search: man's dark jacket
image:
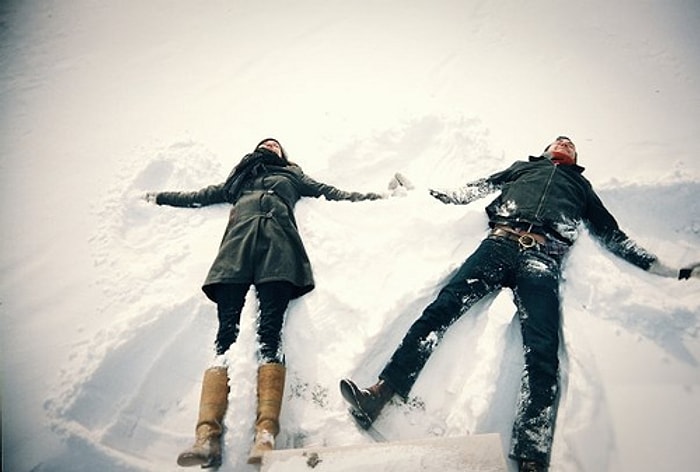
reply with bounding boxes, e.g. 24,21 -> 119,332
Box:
453,156 -> 657,270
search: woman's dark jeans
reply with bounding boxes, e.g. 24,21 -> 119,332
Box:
212,281 -> 293,363
380,237 -> 563,466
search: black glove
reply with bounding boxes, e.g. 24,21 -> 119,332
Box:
679,262 -> 700,280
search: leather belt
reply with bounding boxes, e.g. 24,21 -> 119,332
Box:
490,225 -> 546,249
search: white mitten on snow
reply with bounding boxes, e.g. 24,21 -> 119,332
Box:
387,172 -> 414,197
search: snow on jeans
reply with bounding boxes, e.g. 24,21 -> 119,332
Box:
212,281 -> 294,363
379,237 -> 563,466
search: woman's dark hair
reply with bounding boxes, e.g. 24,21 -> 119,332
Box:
255,138 -> 289,162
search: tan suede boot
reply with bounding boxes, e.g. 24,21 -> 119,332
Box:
177,366 -> 229,468
247,363 -> 286,464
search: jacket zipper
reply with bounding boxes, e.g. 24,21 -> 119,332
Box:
529,162 -> 557,231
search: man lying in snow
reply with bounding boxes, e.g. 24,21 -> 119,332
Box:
340,136 -> 699,472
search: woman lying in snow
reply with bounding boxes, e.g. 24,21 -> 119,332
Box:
147,138 -> 383,467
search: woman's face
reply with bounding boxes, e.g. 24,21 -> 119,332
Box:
258,140 -> 283,158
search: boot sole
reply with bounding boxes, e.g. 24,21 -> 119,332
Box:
177,453 -> 221,469
247,443 -> 272,464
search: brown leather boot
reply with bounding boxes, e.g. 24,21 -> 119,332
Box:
247,363 -> 286,464
339,378 -> 394,429
177,366 -> 229,468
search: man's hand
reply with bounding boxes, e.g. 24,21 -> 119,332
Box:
429,189 -> 452,204
679,262 -> 700,280
649,260 -> 700,280
144,192 -> 158,204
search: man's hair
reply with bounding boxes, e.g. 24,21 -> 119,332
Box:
544,135 -> 577,160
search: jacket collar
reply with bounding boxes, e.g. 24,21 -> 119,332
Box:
529,155 -> 585,173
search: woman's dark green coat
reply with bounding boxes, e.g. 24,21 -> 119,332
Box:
155,163 -> 380,301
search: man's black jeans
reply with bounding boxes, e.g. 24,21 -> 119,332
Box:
380,237 -> 563,466
211,281 -> 294,363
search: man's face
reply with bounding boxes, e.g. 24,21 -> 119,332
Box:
547,138 -> 576,161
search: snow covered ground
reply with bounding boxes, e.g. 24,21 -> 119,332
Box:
2,1 -> 699,471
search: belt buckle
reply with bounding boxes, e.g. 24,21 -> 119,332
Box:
518,233 -> 538,249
